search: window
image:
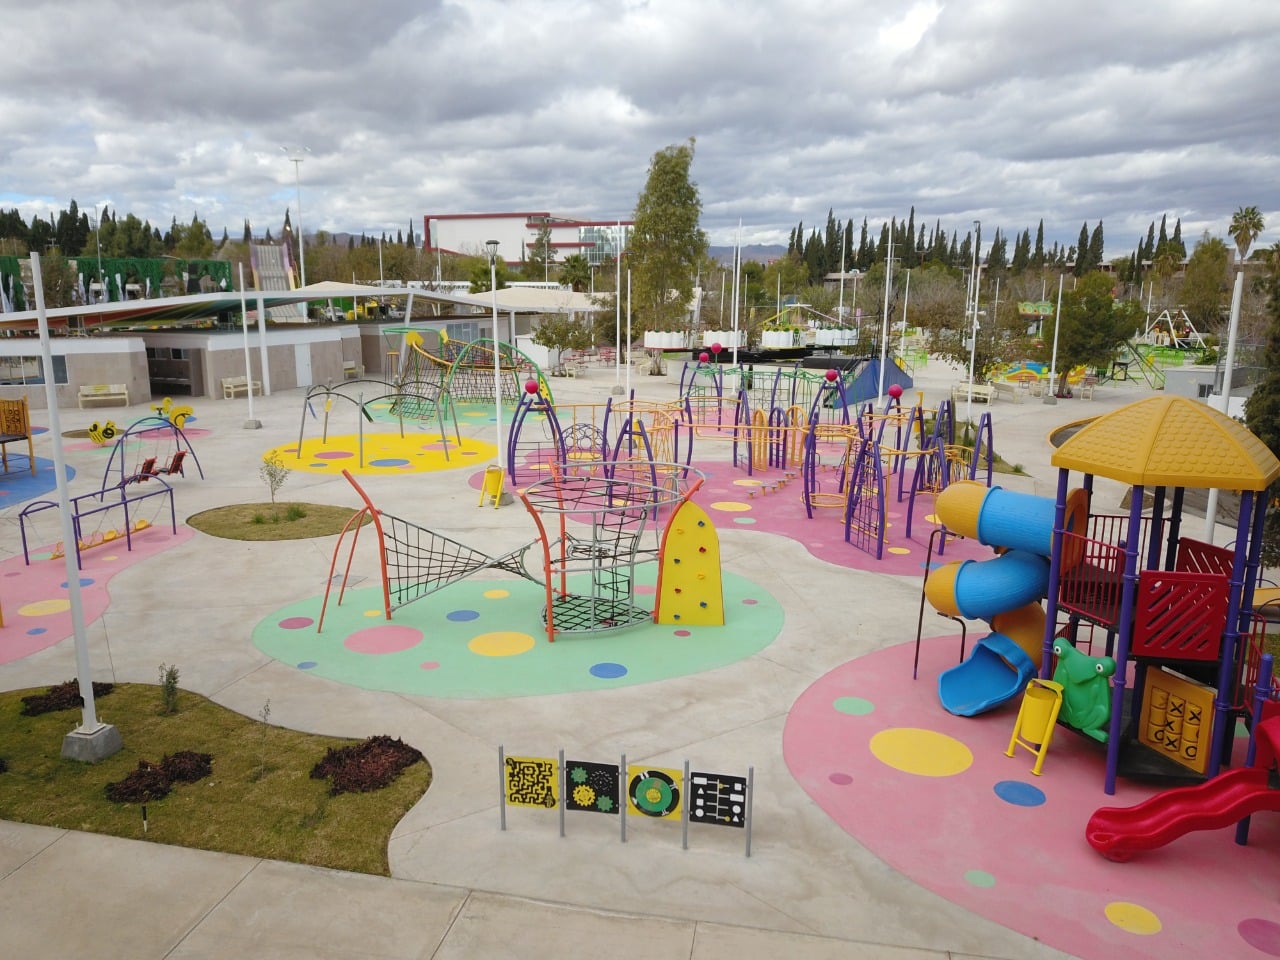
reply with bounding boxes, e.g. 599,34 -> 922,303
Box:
0,355 -> 68,385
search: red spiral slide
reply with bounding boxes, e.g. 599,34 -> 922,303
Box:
1086,717 -> 1280,861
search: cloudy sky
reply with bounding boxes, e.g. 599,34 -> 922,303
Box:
3,0 -> 1278,258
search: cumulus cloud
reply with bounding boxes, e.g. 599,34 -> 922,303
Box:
1,0 -> 1278,254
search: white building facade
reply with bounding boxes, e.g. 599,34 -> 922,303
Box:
423,212 -> 632,267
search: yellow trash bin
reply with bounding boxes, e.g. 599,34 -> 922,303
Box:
479,465 -> 505,509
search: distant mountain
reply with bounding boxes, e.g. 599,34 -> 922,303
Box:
709,244 -> 787,266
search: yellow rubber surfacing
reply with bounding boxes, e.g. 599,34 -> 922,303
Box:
269,434 -> 497,475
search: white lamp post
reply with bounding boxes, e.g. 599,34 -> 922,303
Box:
965,221 -> 981,422
485,241 -> 510,502
281,147 -> 309,287
877,229 -> 894,399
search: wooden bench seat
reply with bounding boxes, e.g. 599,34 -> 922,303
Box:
78,383 -> 129,408
221,375 -> 262,399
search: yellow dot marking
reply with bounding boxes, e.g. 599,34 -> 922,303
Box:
733,478 -> 764,486
483,589 -> 510,599
363,609 -> 382,618
1104,901 -> 1162,935
19,598 -> 70,617
468,631 -> 536,657
710,501 -> 752,513
870,727 -> 973,777
888,546 -> 911,555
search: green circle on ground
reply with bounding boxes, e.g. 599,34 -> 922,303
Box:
964,870 -> 996,888
253,570 -> 781,698
833,696 -> 874,715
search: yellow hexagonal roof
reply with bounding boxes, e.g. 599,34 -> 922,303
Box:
1050,395 -> 1280,490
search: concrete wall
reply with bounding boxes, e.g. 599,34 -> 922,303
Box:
0,337 -> 148,410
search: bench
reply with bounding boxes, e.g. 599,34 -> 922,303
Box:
951,381 -> 994,405
78,383 -> 129,409
0,396 -> 35,475
221,375 -> 262,399
343,360 -> 365,380
990,381 -> 1023,403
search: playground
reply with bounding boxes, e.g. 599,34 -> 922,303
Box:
1,346 -> 1279,960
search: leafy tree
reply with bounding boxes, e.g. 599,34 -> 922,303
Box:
525,223 -> 554,281
37,250 -> 79,308
1041,272 -> 1143,391
468,254 -> 511,293
1181,233 -> 1230,330
628,139 -> 708,334
531,312 -> 594,369
1229,205 -> 1264,263
1244,251 -> 1280,565
559,253 -> 592,292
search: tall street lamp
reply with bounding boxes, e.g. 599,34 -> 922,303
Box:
281,147 -> 310,287
965,220 -> 981,422
485,240 -> 511,502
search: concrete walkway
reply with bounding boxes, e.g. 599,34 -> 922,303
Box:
0,356 -> 1184,960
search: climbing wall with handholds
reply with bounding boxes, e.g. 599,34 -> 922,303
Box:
653,499 -> 725,627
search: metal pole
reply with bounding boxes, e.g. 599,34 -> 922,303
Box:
32,253 -> 120,759
613,220 -> 622,393
293,158 -> 306,287
878,228 -> 893,399
965,222 -> 980,422
898,268 -> 912,358
1204,265 -> 1247,541
1046,274 -> 1065,403
239,263 -> 260,428
625,269 -> 632,395
255,293 -> 271,395
487,242 -> 504,474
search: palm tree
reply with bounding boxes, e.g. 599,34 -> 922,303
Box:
1228,205 -> 1265,265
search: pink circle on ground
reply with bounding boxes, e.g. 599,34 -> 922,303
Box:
674,629 -> 691,637
314,451 -> 354,460
635,584 -> 656,595
1240,919 -> 1280,956
279,616 -> 314,630
742,598 -> 758,605
421,443 -> 449,450
829,772 -> 853,785
420,661 -> 441,670
344,625 -> 424,654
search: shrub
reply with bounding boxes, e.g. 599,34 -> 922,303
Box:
158,663 -> 180,715
20,680 -> 114,717
310,735 -> 424,796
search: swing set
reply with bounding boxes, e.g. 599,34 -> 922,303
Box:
99,416 -> 204,489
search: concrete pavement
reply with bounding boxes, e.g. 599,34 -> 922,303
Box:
0,355 -> 1175,959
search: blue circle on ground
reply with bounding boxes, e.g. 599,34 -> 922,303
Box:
369,458 -> 410,467
297,661 -> 319,670
61,578 -> 95,588
27,627 -> 47,636
734,517 -> 757,525
589,662 -> 628,679
446,609 -> 480,622
993,780 -> 1046,807
311,462 -> 328,468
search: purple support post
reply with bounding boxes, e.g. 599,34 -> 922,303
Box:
1236,653 -> 1273,846
1039,468 -> 1072,678
1208,490 -> 1255,776
1103,484 -> 1146,795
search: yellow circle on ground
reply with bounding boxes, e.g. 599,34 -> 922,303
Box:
363,609 -> 382,618
888,546 -> 911,555
869,727 -> 973,777
926,514 -> 940,524
733,478 -> 764,486
463,411 -> 488,417
710,501 -> 752,513
468,631 -> 536,657
19,598 -> 71,617
1104,901 -> 1162,935
483,589 -> 510,599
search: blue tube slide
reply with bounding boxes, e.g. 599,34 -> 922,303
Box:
944,550 -> 1050,621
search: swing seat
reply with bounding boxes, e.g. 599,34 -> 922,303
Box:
132,457 -> 158,482
157,449 -> 187,477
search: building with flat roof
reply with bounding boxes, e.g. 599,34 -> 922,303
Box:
423,212 -> 631,266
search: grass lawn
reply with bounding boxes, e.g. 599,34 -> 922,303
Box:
0,684 -> 431,875
187,502 -> 367,541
